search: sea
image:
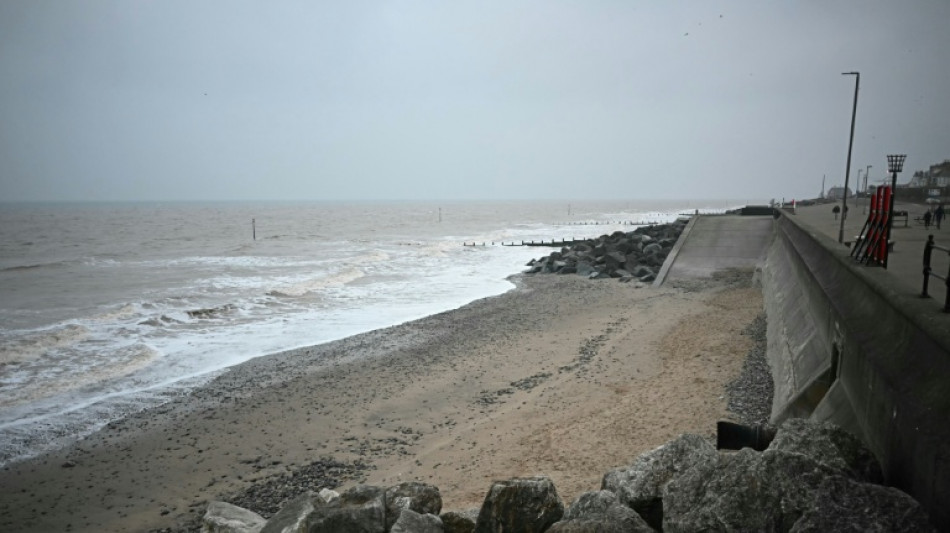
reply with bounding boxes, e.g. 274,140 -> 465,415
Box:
0,199 -> 749,465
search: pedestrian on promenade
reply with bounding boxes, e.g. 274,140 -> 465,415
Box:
832,205 -> 840,220
936,204 -> 945,230
923,210 -> 932,229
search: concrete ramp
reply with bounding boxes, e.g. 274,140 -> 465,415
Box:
657,215 -> 774,283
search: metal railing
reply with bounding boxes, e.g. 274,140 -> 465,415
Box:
921,235 -> 950,312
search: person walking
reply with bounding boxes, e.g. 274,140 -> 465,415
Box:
923,210 -> 932,229
936,204 -> 945,230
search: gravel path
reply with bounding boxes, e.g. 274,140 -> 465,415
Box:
725,312 -> 774,425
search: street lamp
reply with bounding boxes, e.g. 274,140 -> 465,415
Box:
883,154 -> 906,269
863,165 -> 872,214
838,72 -> 860,244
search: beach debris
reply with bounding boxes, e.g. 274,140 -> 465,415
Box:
474,476 -> 564,533
225,457 -> 369,518
510,372 -> 551,391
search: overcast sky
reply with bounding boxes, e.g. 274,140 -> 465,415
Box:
1,1 -> 948,203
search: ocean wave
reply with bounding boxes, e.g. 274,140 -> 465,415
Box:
138,315 -> 183,327
0,260 -> 72,272
80,256 -> 121,267
266,267 -> 365,297
185,304 -> 237,319
90,303 -> 139,322
0,324 -> 90,365
0,343 -> 161,410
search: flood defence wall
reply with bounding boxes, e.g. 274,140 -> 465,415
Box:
762,212 -> 950,530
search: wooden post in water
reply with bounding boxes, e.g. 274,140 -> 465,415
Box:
252,218 -> 256,241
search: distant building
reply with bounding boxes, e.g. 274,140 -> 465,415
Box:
911,161 -> 950,188
826,186 -> 853,201
930,160 -> 950,187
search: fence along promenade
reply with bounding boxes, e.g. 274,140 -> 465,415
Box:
922,234 -> 950,312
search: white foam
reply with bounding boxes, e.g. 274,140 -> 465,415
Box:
0,324 -> 90,364
266,267 -> 366,297
0,342 -> 160,410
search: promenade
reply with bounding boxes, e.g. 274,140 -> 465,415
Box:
792,200 -> 949,303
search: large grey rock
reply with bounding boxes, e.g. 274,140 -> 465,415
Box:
261,492 -> 319,533
642,243 -> 662,255
663,448 -> 829,532
390,509 -> 443,533
576,261 -> 595,276
662,445 -> 933,533
768,417 -> 882,483
474,476 -> 564,533
602,433 -> 717,530
305,485 -> 386,533
384,482 -> 442,531
790,475 -> 936,532
604,251 -> 627,271
440,510 -> 477,533
547,490 -> 655,532
631,265 -> 654,278
202,501 -> 266,533
611,268 -> 633,279
615,238 -> 635,254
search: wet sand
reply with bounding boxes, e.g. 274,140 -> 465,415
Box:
0,271 -> 762,532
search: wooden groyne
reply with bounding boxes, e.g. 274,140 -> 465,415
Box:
463,238 -> 590,247
555,220 -> 660,226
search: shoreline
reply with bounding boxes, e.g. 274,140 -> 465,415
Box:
0,271 -> 764,532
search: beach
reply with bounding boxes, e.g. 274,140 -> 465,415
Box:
0,270 -> 763,532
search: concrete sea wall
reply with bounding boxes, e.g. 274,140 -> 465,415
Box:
762,211 -> 950,530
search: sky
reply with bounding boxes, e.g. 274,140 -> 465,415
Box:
1,1 -> 948,203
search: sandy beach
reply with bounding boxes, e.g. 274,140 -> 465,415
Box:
0,270 -> 763,532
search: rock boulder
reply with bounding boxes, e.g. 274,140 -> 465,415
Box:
602,433 -> 717,530
384,481 -> 442,531
547,490 -> 655,532
474,476 -> 564,533
767,417 -> 882,483
202,501 -> 266,533
305,485 -> 386,533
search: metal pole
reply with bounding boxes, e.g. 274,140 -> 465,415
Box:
838,72 -> 860,244
863,165 -> 871,214
884,170 -> 897,269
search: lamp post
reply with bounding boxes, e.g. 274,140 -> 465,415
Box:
838,72 -> 860,244
863,165 -> 872,214
884,154 -> 906,269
